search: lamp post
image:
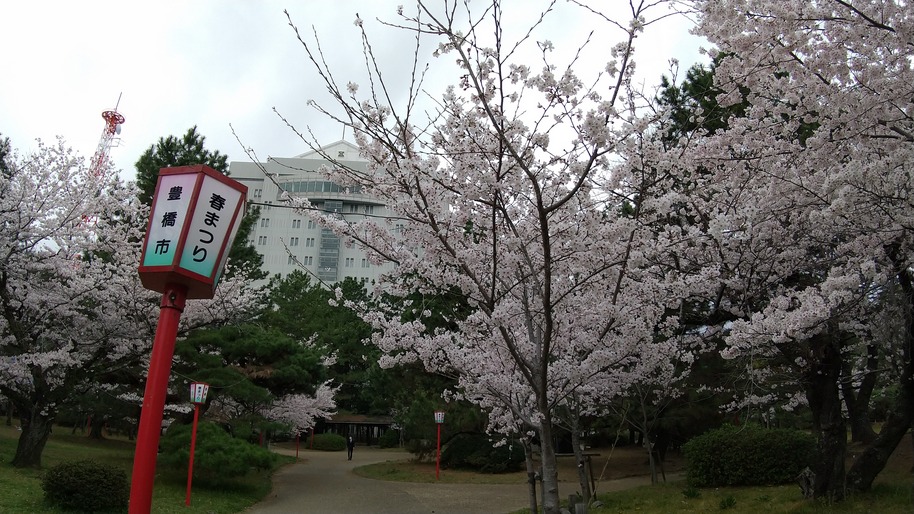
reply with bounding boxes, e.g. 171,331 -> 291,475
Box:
434,410 -> 445,480
131,165 -> 246,514
185,382 -> 209,506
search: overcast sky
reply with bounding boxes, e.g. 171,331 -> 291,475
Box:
0,1 -> 708,182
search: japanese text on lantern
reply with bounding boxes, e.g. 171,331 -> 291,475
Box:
178,175 -> 243,278
142,174 -> 197,267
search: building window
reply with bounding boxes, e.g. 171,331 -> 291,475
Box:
304,256 -> 313,265
292,219 -> 301,229
337,151 -> 345,158
253,188 -> 262,198
306,237 -> 315,248
258,236 -> 267,245
288,255 -> 295,265
345,257 -> 354,268
308,220 -> 316,229
290,237 -> 299,246
361,258 -> 370,268
260,218 -> 270,228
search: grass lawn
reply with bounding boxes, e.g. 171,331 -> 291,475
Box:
0,423 -> 293,513
586,480 -> 913,513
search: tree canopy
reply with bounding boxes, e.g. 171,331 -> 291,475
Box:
280,1 -> 914,510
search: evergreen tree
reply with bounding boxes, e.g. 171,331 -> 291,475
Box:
135,126 -> 228,204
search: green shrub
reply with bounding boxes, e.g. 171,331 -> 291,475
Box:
159,421 -> 277,484
440,433 -> 524,473
719,495 -> 737,509
683,424 -> 815,487
378,428 -> 400,448
311,432 -> 347,451
682,486 -> 701,499
42,459 -> 129,513
405,437 -> 435,461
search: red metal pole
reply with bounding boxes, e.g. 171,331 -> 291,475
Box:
129,284 -> 187,514
185,404 -> 201,506
436,423 -> 441,481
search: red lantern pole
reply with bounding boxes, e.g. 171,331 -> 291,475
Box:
185,403 -> 201,506
129,284 -> 187,514
436,423 -> 442,481
434,410 -> 444,481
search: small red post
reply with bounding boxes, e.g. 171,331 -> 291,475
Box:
434,410 -> 444,481
185,403 -> 201,506
436,423 -> 442,481
129,284 -> 187,514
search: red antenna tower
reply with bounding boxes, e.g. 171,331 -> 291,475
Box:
90,93 -> 126,178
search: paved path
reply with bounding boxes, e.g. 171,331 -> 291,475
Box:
245,447 -> 529,514
245,446 -> 674,514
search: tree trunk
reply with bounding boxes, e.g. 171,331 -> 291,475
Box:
847,258 -> 914,491
804,330 -> 847,501
570,422 -> 592,504
88,414 -> 106,439
12,407 -> 54,468
644,432 -> 659,485
841,344 -> 878,444
522,437 -> 539,514
538,415 -> 561,514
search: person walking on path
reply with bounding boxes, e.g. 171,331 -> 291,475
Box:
346,436 -> 355,460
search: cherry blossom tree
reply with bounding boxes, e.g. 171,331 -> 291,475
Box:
0,137 -> 257,468
280,2 -> 703,511
265,381 -> 339,436
681,0 -> 914,500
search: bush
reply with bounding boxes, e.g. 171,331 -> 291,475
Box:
378,428 -> 400,448
405,437 -> 435,462
311,432 -> 347,451
682,424 -> 815,487
159,421 -> 277,484
440,433 -> 524,473
42,459 -> 129,513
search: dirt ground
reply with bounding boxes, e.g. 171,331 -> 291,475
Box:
551,445 -> 684,485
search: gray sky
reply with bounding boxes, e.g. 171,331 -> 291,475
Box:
0,1 -> 708,182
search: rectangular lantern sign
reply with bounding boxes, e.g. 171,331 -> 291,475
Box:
138,165 -> 247,299
190,383 -> 210,404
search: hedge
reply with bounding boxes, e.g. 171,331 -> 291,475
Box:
682,424 -> 815,487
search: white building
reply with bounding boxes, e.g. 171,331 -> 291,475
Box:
228,140 -> 391,285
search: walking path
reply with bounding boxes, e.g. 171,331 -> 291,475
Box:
245,446 -> 678,514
